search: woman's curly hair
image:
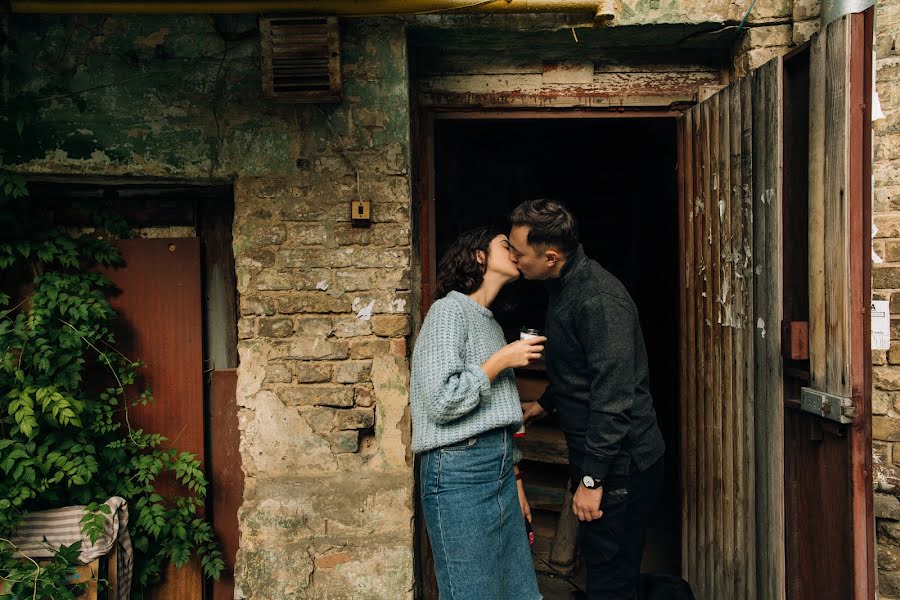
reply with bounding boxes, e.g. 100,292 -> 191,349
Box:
434,226 -> 503,300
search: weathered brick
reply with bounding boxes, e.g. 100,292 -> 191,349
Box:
878,542 -> 900,574
878,570 -> 900,600
349,337 -> 391,359
878,492 -> 900,521
276,292 -> 351,314
876,350 -> 890,366
278,247 -> 409,269
877,461 -> 900,494
876,416 -> 900,441
285,223 -> 328,245
887,241 -> 900,264
278,384 -> 353,407
333,316 -> 373,338
334,224 -> 371,246
738,24 -> 792,54
295,362 -> 333,383
877,161 -> 900,188
327,430 -> 360,454
277,197 -> 329,222
294,268 -> 333,291
300,406 -> 336,433
264,363 -> 293,384
877,368 -> 900,391
792,20 -> 820,45
371,224 -> 410,247
354,384 -> 375,408
390,338 -> 407,357
877,266 -> 900,290
877,441 -> 893,466
792,0 -> 819,21
733,47 -> 786,78
294,316 -> 334,337
876,392 -> 892,416
336,361 -> 372,384
879,519 -> 900,546
877,187 -> 900,213
334,268 -> 410,292
877,133 -> 900,161
238,317 -> 255,339
334,407 -> 376,430
236,247 -> 276,270
258,317 -> 294,338
271,338 -> 349,360
240,296 -> 276,316
876,214 -> 900,239
371,315 -> 410,337
346,291 -> 412,315
240,222 -> 286,245
252,270 -> 293,291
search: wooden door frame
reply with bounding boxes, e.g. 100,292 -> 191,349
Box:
412,106 -> 683,598
848,7 -> 875,599
415,107 -> 683,316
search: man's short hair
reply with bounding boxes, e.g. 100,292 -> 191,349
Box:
510,198 -> 579,255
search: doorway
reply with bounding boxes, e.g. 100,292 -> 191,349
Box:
418,114 -> 683,595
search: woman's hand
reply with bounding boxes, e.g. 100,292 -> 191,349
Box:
481,337 -> 546,380
516,478 -> 532,523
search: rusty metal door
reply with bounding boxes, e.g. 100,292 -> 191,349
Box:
101,238 -> 205,600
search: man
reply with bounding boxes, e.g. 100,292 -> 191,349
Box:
508,198 -> 665,600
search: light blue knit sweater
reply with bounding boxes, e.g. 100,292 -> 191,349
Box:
411,291 -> 524,460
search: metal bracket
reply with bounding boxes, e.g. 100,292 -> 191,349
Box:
800,387 -> 853,424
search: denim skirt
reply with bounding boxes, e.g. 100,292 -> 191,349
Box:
419,427 -> 541,600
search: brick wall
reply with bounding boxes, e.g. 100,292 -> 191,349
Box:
2,15 -> 416,599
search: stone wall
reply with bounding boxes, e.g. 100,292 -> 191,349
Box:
872,1 -> 900,597
3,15 -> 415,599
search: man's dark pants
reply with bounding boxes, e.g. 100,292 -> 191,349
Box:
574,457 -> 665,600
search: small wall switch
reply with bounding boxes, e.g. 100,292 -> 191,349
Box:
351,199 -> 371,227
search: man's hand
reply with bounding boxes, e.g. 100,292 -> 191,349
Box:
521,401 -> 548,425
516,479 -> 532,523
572,484 -> 604,522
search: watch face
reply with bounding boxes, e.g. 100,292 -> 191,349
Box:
582,475 -> 595,488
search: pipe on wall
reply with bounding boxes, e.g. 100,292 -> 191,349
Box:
11,0 -> 608,16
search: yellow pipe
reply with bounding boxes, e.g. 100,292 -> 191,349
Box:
11,0 -> 606,15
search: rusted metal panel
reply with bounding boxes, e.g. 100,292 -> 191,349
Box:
260,16 -> 341,103
100,238 -> 204,600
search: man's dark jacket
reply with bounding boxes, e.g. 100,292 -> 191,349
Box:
538,245 -> 665,481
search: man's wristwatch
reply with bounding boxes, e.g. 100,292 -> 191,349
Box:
581,474 -> 602,489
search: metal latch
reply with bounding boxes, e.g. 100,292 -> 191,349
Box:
800,387 -> 853,424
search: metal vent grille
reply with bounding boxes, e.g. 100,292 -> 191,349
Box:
260,16 -> 340,103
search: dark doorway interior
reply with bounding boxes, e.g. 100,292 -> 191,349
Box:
433,117 -> 681,578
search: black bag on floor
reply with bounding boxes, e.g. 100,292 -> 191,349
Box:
638,572 -> 696,600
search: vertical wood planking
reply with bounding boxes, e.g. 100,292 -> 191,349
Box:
709,93 -> 726,599
824,16 -> 852,398
728,82 -> 745,600
701,100 -> 715,597
718,85 -> 736,597
752,58 -> 786,600
808,31 -> 828,392
693,103 -> 708,600
677,115 -> 691,586
683,109 -> 699,590
740,71 -> 758,600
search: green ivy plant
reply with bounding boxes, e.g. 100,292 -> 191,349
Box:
0,161 -> 224,597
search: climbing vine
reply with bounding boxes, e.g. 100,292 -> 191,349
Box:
0,149 -> 223,597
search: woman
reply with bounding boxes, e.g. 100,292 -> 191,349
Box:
411,226 -> 545,600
